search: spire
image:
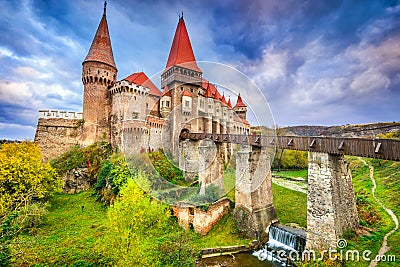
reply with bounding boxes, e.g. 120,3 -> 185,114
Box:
227,97 -> 232,108
214,89 -> 222,101
83,2 -> 116,70
205,83 -> 212,98
165,17 -> 202,72
234,93 -> 247,108
221,94 -> 228,106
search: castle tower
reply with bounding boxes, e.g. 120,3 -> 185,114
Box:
82,1 -> 117,144
161,15 -> 203,157
234,94 -> 247,120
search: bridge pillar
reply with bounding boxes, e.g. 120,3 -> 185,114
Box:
307,152 -> 359,249
198,139 -> 224,194
179,139 -> 199,182
234,145 -> 277,240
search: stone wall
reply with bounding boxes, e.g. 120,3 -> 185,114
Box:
172,198 -> 230,235
307,152 -> 359,249
234,145 -> 277,240
198,140 -> 224,194
34,118 -> 82,161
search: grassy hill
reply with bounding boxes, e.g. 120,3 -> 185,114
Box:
8,157 -> 400,266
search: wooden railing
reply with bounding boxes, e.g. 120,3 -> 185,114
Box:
180,132 -> 400,161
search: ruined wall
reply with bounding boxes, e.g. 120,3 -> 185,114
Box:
307,152 -> 359,249
172,198 -> 230,235
34,118 -> 82,161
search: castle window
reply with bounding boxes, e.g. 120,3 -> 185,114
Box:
134,96 -> 137,100
185,100 -> 190,107
190,88 -> 193,93
166,101 -> 170,107
97,70 -> 100,74
106,71 -> 108,76
181,87 -> 184,91
132,112 -> 138,119
208,104 -> 212,109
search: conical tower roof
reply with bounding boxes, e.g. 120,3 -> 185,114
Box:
83,2 -> 116,70
165,16 -> 201,72
234,94 -> 247,108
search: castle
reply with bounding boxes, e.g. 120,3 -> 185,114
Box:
34,2 -> 250,161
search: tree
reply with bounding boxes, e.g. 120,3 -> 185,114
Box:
0,142 -> 61,265
0,142 -> 61,215
102,175 -> 197,266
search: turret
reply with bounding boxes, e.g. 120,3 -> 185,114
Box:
234,94 -> 247,120
160,85 -> 172,118
82,1 -> 117,144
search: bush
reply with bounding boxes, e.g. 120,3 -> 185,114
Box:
50,142 -> 112,179
101,175 -> 198,266
0,142 -> 61,215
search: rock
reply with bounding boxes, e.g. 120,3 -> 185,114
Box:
62,166 -> 91,194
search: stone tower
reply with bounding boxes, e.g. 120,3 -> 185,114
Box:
82,1 -> 117,144
233,94 -> 247,120
161,16 -> 203,157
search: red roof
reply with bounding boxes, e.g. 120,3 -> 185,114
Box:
162,85 -> 171,97
214,89 -> 222,101
182,90 -> 192,97
234,115 -> 250,126
84,7 -> 116,69
221,95 -> 228,106
124,72 -> 162,97
205,83 -> 212,97
165,17 -> 202,72
227,98 -> 232,108
234,94 -> 247,108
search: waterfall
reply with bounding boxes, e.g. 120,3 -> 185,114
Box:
253,224 -> 306,265
268,225 -> 306,253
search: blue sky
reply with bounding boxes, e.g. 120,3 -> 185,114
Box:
0,0 -> 399,140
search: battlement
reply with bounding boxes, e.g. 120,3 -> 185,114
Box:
39,110 -> 83,120
109,80 -> 150,96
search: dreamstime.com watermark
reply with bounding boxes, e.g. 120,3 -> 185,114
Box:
257,239 -> 397,263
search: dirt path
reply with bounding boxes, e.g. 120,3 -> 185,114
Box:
272,176 -> 307,194
359,158 -> 399,267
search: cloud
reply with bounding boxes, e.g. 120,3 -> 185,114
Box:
0,0 -> 399,139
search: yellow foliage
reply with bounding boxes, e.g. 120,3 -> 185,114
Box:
0,142 -> 62,215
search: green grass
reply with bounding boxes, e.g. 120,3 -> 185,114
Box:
10,191 -> 111,266
194,212 -> 251,248
274,169 -> 308,180
342,157 -> 398,267
272,183 -> 307,228
224,168 -> 236,201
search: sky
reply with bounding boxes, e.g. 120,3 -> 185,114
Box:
0,0 -> 399,140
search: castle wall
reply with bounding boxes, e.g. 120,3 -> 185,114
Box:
172,197 -> 230,235
34,117 -> 82,162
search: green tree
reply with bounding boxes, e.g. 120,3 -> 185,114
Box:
0,142 -> 61,265
102,175 -> 197,266
0,142 -> 61,215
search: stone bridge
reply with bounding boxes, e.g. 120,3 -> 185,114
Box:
179,132 -> 400,249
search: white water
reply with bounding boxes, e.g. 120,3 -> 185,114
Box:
253,225 -> 305,266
